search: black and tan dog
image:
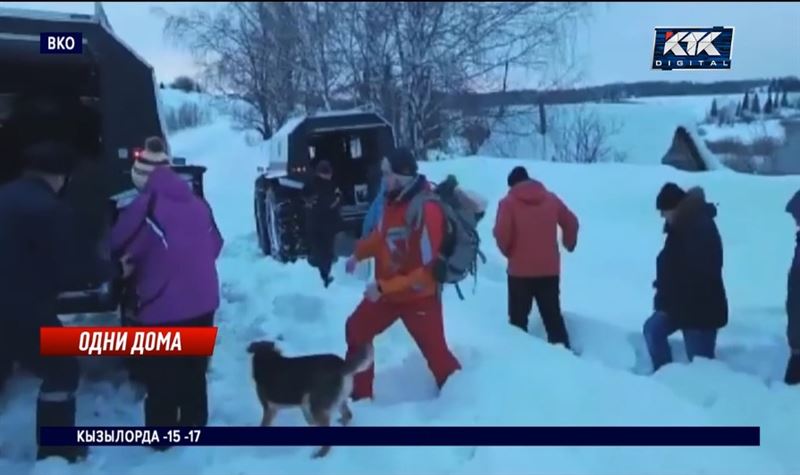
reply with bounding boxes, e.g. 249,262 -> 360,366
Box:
246,340 -> 374,458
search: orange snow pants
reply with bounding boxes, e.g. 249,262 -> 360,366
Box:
345,295 -> 461,400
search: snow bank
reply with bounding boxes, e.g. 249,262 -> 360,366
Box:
2,94 -> 800,475
159,89 -> 216,114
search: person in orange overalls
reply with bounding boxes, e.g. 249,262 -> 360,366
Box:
344,147 -> 461,400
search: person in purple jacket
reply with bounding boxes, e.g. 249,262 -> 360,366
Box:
111,136 -> 223,434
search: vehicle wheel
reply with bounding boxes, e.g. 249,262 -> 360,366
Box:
266,187 -> 289,263
254,191 -> 270,256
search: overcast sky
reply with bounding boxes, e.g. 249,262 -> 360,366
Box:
4,1 -> 799,88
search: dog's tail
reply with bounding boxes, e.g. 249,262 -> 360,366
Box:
341,343 -> 374,376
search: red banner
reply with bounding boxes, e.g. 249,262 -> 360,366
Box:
40,327 -> 218,357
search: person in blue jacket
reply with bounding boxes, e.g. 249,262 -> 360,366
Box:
362,178 -> 385,238
0,142 -> 115,463
785,190 -> 800,385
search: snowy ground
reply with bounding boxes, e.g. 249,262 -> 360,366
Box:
1,91 -> 799,475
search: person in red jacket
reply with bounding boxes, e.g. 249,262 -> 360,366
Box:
344,148 -> 462,400
493,166 -> 579,349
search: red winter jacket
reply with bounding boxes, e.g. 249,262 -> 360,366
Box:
493,180 -> 579,277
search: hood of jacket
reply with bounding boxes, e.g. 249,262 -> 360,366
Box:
670,186 -> 717,231
387,174 -> 428,204
144,166 -> 193,201
509,179 -> 549,206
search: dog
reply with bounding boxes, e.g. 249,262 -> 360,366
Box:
246,340 -> 374,458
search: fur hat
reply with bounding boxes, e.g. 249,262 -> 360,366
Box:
656,182 -> 687,211
507,166 -> 529,187
132,136 -> 170,189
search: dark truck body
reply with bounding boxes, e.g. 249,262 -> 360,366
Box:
0,7 -> 206,315
254,111 -> 395,262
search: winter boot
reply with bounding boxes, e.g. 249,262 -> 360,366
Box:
144,395 -> 178,452
36,395 -> 88,463
786,353 -> 800,385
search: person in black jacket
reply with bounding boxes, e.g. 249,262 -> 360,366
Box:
784,190 -> 800,385
0,141 -> 115,462
304,160 -> 342,287
643,183 -> 728,372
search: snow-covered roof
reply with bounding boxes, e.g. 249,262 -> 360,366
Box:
0,4 -> 153,70
680,123 -> 726,172
271,109 -> 390,143
0,6 -> 96,23
308,108 -> 374,119
270,116 -> 305,144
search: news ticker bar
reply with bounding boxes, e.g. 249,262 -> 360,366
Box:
40,426 -> 760,447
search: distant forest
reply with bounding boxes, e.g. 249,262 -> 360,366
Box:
446,76 -> 800,111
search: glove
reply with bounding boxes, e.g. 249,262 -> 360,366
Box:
365,281 -> 382,302
121,254 -> 135,279
345,255 -> 359,274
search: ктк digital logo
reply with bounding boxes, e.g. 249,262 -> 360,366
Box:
652,27 -> 733,71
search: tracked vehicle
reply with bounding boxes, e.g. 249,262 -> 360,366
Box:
254,111 -> 395,262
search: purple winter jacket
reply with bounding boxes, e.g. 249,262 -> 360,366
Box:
111,167 -> 224,324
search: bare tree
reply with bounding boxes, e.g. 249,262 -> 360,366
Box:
289,2 -> 352,111
163,2 -> 304,139
164,102 -> 210,133
551,105 -> 625,163
161,1 -> 587,151
328,3 -> 403,123
379,2 -> 587,158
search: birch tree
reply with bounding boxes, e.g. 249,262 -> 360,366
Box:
163,2 -> 303,139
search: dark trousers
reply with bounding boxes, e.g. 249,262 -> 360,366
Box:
142,312 -> 214,429
121,310 -> 147,385
787,352 -> 800,385
308,231 -> 336,285
0,315 -> 79,395
317,257 -> 334,281
507,275 -> 571,348
0,314 -> 83,461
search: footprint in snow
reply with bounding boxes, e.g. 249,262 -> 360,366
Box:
272,294 -> 325,324
478,259 -> 508,284
221,282 -> 249,304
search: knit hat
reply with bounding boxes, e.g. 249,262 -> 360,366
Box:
22,141 -> 80,175
315,160 -> 333,177
507,166 -> 529,187
132,136 -> 170,188
656,182 -> 687,211
384,147 -> 418,177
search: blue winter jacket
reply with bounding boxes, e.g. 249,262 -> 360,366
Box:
785,190 -> 800,350
361,181 -> 385,237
